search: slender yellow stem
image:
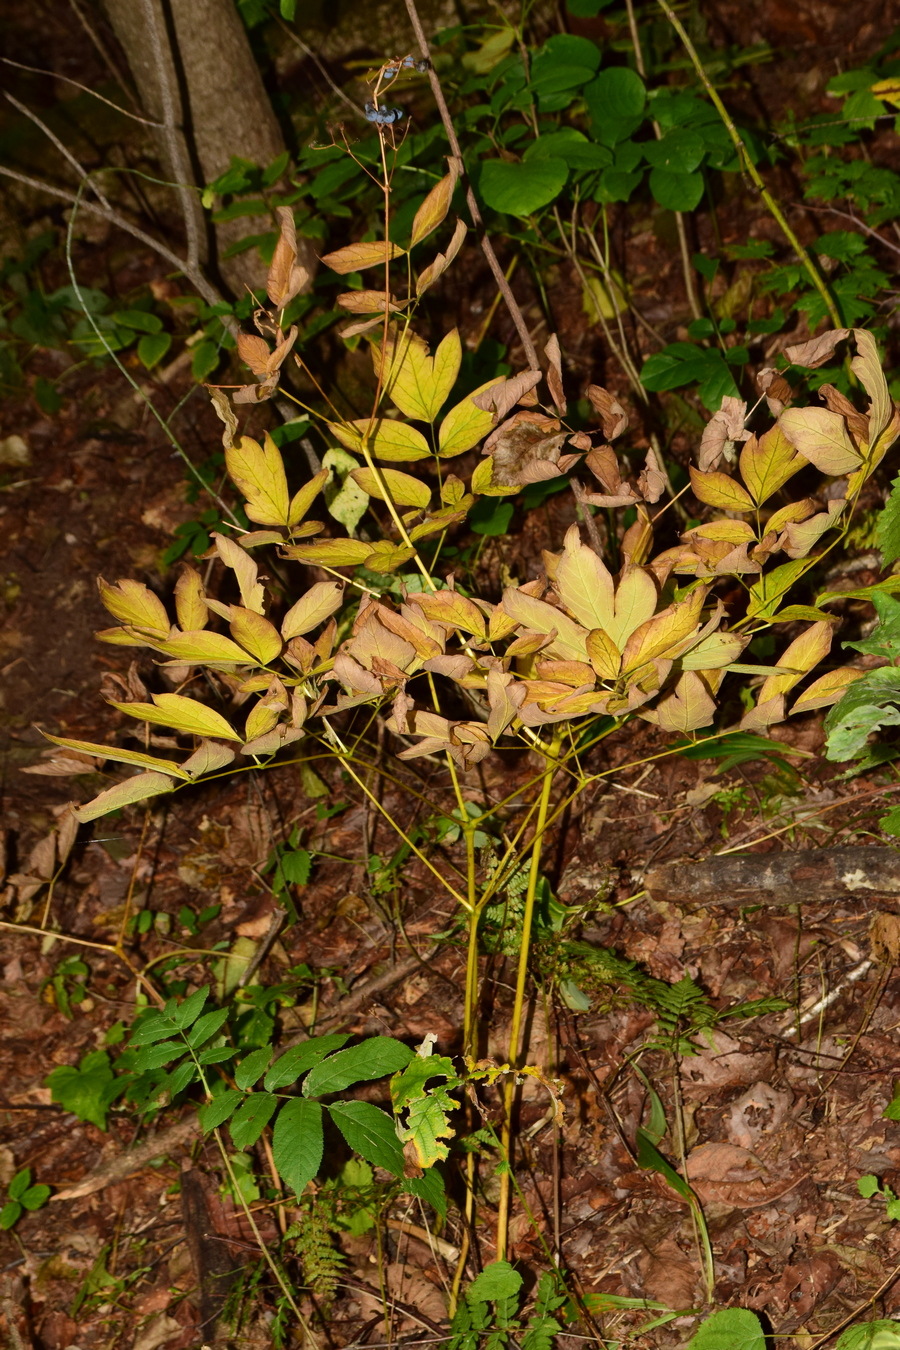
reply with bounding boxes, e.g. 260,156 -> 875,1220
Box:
495,733 -> 561,1260
321,719 -> 468,908
656,0 -> 843,332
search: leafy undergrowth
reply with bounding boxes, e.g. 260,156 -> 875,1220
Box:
4,1 -> 900,1348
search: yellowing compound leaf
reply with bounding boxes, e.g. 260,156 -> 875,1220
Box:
746,559 -> 810,620
501,587 -> 589,661
416,217 -> 467,296
608,567 -> 658,650
174,567 -> 208,632
739,425 -> 803,505
158,629 -> 252,665
229,607 -> 283,664
586,628 -> 620,679
766,498 -> 817,534
42,735 -> 191,780
97,578 -> 169,636
409,589 -> 487,638
351,466 -> 431,508
780,499 -> 845,558
621,589 -> 705,672
329,418 -> 431,463
74,772 -> 177,823
214,534 -> 265,614
110,693 -> 241,741
852,327 -> 891,449
642,672 -> 716,733
756,621 -> 833,704
320,240 -> 404,274
689,467 -> 754,512
791,666 -> 865,714
410,160 -> 461,247
374,328 -> 461,423
555,524 -> 616,633
283,538 -> 375,567
281,581 -> 344,640
288,469 -> 329,527
438,377 -> 505,457
180,740 -> 237,778
226,434 -> 290,526
778,407 -> 861,475
680,631 -> 746,670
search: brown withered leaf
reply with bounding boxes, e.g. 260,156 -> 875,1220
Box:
756,366 -> 793,417
818,383 -> 870,442
568,430 -> 592,450
472,370 -> 542,423
698,395 -> 750,472
208,386 -> 239,449
586,384 -> 627,439
483,411 -> 575,486
870,911 -> 900,964
544,333 -> 567,415
636,446 -> 666,503
266,206 -> 310,309
783,328 -> 850,368
583,446 -> 639,506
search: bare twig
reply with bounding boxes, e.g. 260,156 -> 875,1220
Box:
403,0 -> 540,370
1,57 -> 158,125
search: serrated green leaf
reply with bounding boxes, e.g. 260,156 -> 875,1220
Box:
131,1041 -> 186,1072
273,1097 -> 324,1194
175,986 -> 210,1030
877,475 -> 900,567
230,1092 -> 279,1150
467,1261 -> 524,1304
127,1011 -> 177,1047
235,1047 -> 272,1091
304,1037 -> 414,1097
328,1100 -> 405,1174
197,1045 -> 237,1065
198,1088 -> 244,1133
185,1007 -> 230,1048
686,1308 -> 766,1350
836,1322 -> 900,1350
263,1034 -> 351,1091
45,1051 -> 120,1131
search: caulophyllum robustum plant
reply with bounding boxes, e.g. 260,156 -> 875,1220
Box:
42,72 -> 900,1258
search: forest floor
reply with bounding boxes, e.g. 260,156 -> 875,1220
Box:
3,2 -> 900,1348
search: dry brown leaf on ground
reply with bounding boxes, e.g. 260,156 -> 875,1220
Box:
686,1141 -> 804,1208
680,1030 -> 773,1096
726,1082 -> 795,1149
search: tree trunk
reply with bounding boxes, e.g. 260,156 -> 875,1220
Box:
101,0 -> 314,296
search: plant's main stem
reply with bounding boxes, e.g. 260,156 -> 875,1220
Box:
495,733 -> 561,1260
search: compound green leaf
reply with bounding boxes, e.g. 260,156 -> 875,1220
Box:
230,1092 -> 278,1150
273,1097 -> 324,1195
264,1034 -> 351,1091
328,1100 -> 405,1175
304,1037 -> 414,1097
